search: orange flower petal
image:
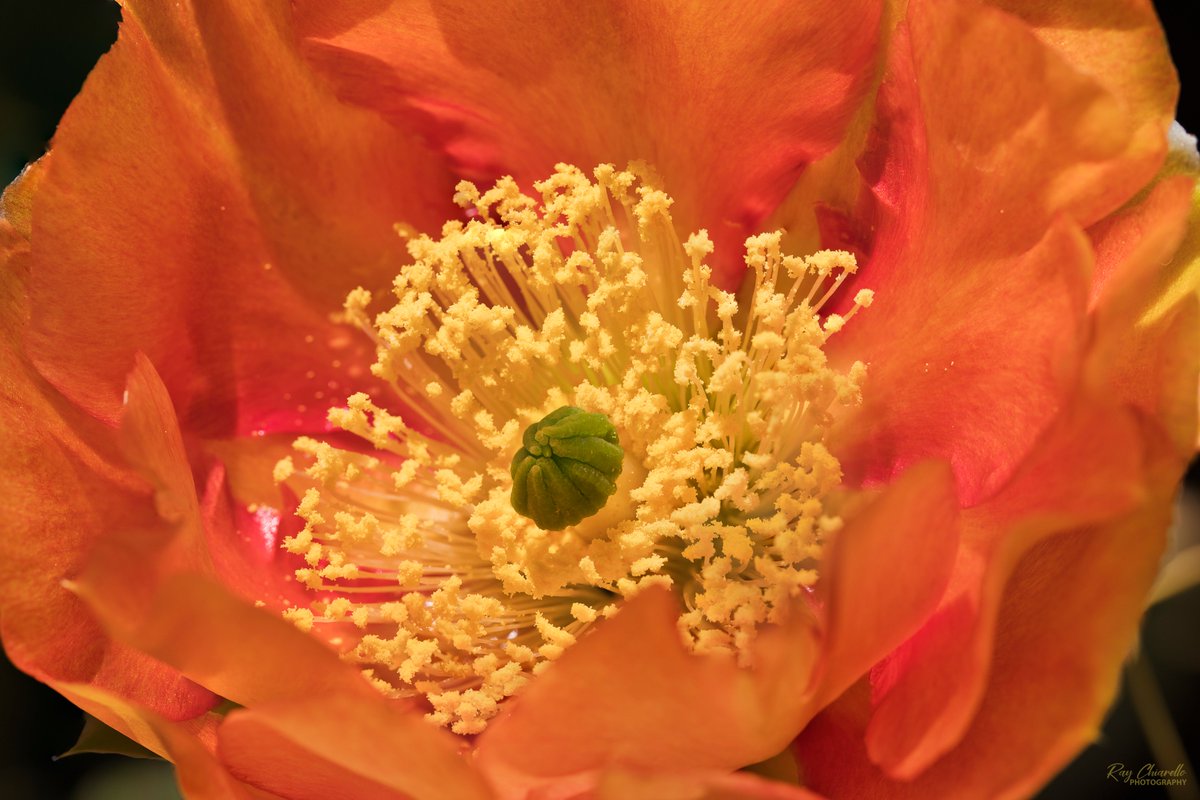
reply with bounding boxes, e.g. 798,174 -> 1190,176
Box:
76,567 -> 494,797
1108,295 -> 1200,458
822,0 -> 1184,508
1086,174 -> 1200,458
23,0 -> 452,436
855,130 -> 1199,781
218,697 -> 493,800
54,683 -> 261,800
475,461 -> 956,788
1,223 -> 214,720
1088,176 -> 1194,313
984,1 -> 1177,182
828,0 -> 1143,503
550,765 -> 825,800
197,459 -> 324,611
0,157 -> 46,241
78,563 -> 367,708
218,713 -> 407,800
74,364 -> 490,800
794,491 -> 1173,798
833,215 -> 1093,502
804,461 -> 958,713
293,0 -> 885,284
861,396 -> 1146,778
198,434 -> 328,611
783,0 -> 1178,266
475,585 -> 819,787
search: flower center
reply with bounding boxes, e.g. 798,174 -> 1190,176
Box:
273,164 -> 872,734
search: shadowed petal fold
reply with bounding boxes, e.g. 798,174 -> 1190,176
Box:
293,0 -> 885,284
24,0 -> 454,437
827,0 -> 1174,503
795,489 -> 1175,799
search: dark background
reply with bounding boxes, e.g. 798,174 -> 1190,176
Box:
1,1 -> 1197,798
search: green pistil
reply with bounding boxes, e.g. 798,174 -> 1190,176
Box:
510,406 -> 624,531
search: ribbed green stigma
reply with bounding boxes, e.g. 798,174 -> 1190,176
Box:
510,407 -> 624,531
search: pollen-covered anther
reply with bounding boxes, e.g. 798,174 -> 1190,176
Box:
273,163 -> 871,732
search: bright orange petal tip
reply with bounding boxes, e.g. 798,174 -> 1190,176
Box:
1,0 -> 1196,798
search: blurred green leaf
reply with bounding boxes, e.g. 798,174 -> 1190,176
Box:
58,715 -> 161,760
72,761 -> 182,800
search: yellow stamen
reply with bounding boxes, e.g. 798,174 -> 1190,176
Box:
275,164 -> 870,733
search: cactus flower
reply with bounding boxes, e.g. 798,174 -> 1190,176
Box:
1,1 -> 1197,799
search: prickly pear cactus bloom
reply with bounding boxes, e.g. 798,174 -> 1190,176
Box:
274,166 -> 874,733
1,1 -> 1198,799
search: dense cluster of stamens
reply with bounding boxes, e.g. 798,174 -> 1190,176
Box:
273,164 -> 872,733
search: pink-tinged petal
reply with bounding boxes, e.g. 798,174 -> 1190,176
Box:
795,491 -> 1173,799
198,433 -> 335,609
114,352 -> 311,612
198,429 -> 378,613
833,209 -> 1093,504
862,397 -> 1146,778
826,0 -> 1178,504
23,0 -> 453,438
218,696 -> 493,800
198,456 -> 323,611
803,462 -> 958,713
206,434 -> 301,508
293,0 -> 885,285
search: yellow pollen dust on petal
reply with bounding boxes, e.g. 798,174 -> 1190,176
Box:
273,163 -> 871,734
